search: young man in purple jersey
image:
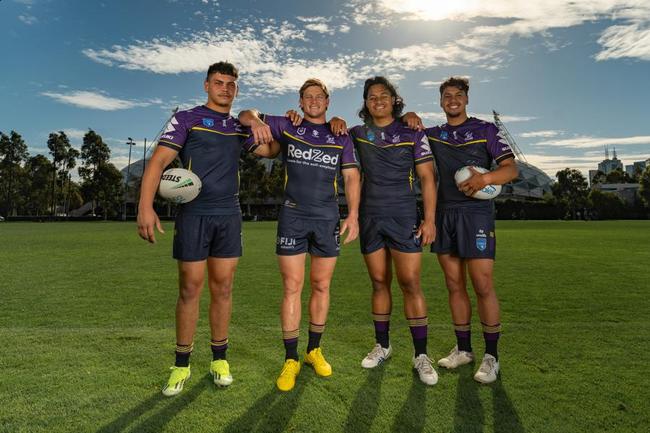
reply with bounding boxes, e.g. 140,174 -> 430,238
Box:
137,62 -> 273,396
405,77 -> 518,383
342,76 -> 439,386
238,79 -> 361,391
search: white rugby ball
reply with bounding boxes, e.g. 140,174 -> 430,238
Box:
454,166 -> 502,200
158,168 -> 202,204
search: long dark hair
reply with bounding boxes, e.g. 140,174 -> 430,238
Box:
358,76 -> 404,123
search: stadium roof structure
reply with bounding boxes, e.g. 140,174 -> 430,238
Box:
493,110 -> 553,200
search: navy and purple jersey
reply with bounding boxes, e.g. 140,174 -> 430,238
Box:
157,105 -> 251,216
246,115 -> 359,220
349,121 -> 433,217
426,117 -> 514,209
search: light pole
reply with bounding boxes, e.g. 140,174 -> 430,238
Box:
122,137 -> 136,221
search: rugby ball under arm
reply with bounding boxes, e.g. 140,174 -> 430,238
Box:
454,166 -> 502,200
158,168 -> 202,204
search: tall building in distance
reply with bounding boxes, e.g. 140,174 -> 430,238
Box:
597,146 -> 623,174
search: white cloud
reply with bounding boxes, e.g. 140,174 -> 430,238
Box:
42,90 -> 159,111
420,80 -> 442,89
532,135 -> 650,149
18,14 -> 38,25
595,22 -> 650,61
520,130 -> 563,138
357,0 -> 650,62
62,129 -> 88,141
304,23 -> 334,35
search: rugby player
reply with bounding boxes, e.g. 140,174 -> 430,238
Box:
137,62 -> 272,396
238,78 -> 361,392
404,77 -> 518,383
346,76 -> 439,385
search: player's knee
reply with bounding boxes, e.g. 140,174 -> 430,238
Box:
472,282 -> 494,298
282,277 -> 303,297
209,280 -> 233,299
369,273 -> 391,291
398,277 -> 421,297
444,276 -> 465,293
179,282 -> 202,302
310,279 -> 330,294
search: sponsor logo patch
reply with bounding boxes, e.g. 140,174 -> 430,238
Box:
287,143 -> 339,165
202,118 -> 214,127
440,130 -> 449,140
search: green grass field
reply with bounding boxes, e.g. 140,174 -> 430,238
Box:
1,220 -> 649,433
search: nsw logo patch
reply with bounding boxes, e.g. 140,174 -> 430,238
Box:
475,229 -> 487,251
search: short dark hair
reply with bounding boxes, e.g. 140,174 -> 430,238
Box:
439,77 -> 469,96
206,61 -> 239,81
299,78 -> 329,98
358,76 -> 405,123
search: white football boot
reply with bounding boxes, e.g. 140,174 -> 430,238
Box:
413,354 -> 438,385
361,344 -> 392,368
437,345 -> 475,369
473,354 -> 500,384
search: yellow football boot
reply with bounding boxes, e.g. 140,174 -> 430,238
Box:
276,359 -> 301,391
304,347 -> 332,377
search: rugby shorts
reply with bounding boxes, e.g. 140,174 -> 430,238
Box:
359,214 -> 422,254
276,216 -> 340,257
173,213 -> 242,261
431,206 -> 496,259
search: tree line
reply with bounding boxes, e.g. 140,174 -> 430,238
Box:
0,129 -> 286,219
2,129 -> 649,220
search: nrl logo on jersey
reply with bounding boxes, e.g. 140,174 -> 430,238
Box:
297,127 -> 306,136
222,119 -> 228,128
312,129 -> 320,138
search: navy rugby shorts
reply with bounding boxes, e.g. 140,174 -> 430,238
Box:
276,216 -> 340,257
359,214 -> 422,255
431,206 -> 496,259
173,213 -> 242,261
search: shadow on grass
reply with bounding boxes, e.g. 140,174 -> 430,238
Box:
492,377 -> 525,433
343,367 -> 385,433
95,374 -> 209,433
223,372 -> 311,433
391,371 -> 426,433
452,367 -> 484,433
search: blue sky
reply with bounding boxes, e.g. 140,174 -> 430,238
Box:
2,0 -> 650,178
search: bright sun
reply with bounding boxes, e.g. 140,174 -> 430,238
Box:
379,0 -> 476,21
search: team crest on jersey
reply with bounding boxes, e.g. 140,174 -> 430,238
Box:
297,127 -> 306,136
440,130 -> 449,140
464,131 -> 474,141
202,118 -> 214,127
392,134 -> 400,143
312,130 -> 319,138
326,134 -> 336,144
475,230 -> 487,251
